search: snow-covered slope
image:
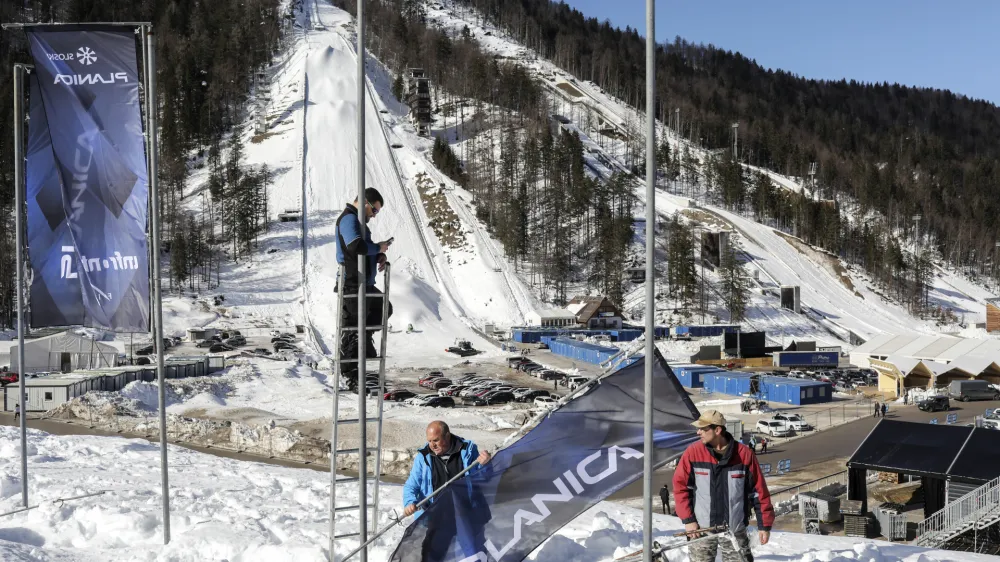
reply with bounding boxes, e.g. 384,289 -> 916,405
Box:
421,0 -> 997,345
1,426 -> 993,562
297,0 -> 542,367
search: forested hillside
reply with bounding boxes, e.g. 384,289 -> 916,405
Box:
0,0 -> 286,327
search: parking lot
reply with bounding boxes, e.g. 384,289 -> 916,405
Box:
125,329 -> 307,363
379,356 -> 571,409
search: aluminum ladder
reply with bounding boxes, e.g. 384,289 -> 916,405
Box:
329,264 -> 391,562
914,475 -> 1000,548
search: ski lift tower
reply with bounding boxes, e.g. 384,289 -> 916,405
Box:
808,162 -> 818,200
253,69 -> 271,135
731,122 -> 739,161
405,68 -> 432,136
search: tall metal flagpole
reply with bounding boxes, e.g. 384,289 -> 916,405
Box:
145,28 -> 171,545
643,1 -> 656,561
13,62 -> 28,508
356,1 -> 368,559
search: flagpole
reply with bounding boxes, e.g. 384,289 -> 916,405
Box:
643,0 -> 657,560
145,27 -> 171,545
356,1 -> 369,559
13,62 -> 28,509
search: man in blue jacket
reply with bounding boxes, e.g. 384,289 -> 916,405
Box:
336,188 -> 393,389
403,420 -> 492,560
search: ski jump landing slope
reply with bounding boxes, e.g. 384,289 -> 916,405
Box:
301,17 -> 493,367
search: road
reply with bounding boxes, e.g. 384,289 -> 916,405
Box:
612,398 -> 1000,501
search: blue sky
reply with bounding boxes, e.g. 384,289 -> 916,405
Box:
562,0 -> 999,105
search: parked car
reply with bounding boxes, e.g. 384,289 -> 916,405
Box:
405,395 -> 435,406
135,357 -> 152,365
771,413 -> 812,431
419,375 -> 445,387
210,343 -> 234,353
226,336 -> 247,347
439,385 -> 466,397
917,396 -> 950,412
385,389 -> 416,402
135,345 -> 155,356
273,341 -> 296,352
423,396 -> 455,408
252,348 -> 272,356
196,340 -> 215,348
431,378 -> 454,390
534,396 -> 558,409
566,376 -> 591,390
0,372 -> 19,386
517,390 -> 550,402
755,420 -> 793,437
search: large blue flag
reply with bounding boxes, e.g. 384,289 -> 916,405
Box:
25,26 -> 149,331
389,348 -> 701,562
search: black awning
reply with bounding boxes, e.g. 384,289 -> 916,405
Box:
947,428 -> 1000,485
847,420 -> 972,479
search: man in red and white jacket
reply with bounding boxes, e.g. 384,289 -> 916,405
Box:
672,410 -> 775,562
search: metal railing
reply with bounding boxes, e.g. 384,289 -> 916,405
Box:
915,475 -> 1000,546
770,471 -> 848,511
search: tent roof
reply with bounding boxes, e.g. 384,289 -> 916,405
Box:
944,356 -> 1000,376
848,420 -> 971,479
949,429 -> 1000,483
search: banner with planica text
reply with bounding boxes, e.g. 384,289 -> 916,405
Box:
25,26 -> 150,331
388,348 -> 701,562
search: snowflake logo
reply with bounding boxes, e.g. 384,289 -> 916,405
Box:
77,47 -> 96,66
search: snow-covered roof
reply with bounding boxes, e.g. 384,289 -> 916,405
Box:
852,333 -> 1000,364
565,302 -> 587,315
530,309 -> 577,319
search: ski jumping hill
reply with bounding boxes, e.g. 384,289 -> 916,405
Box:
301,1 -> 533,367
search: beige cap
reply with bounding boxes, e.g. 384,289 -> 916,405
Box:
691,410 -> 727,429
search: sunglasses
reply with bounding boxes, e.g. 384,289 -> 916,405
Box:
367,202 -> 380,216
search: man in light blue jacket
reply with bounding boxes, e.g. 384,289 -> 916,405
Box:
403,420 -> 492,559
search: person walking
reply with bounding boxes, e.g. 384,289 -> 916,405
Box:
403,421 -> 493,559
881,402 -> 888,418
673,410 -> 774,562
760,436 -> 768,454
873,400 -> 880,418
13,403 -> 19,423
335,188 -> 393,390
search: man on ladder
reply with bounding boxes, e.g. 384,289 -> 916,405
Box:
336,187 -> 393,390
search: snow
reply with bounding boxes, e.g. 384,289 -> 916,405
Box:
298,0 -> 532,368
1,426 -> 994,561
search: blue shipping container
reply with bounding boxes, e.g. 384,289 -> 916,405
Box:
773,351 -> 839,368
673,365 -> 724,389
549,337 -> 621,365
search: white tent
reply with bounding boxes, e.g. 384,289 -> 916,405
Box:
9,331 -> 119,373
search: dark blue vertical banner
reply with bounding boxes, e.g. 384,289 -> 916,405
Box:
25,26 -> 149,331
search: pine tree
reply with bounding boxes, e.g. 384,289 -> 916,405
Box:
392,73 -> 405,101
718,236 -> 751,323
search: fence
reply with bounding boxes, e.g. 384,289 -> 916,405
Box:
770,471 -> 848,512
753,398 -> 876,440
695,357 -> 773,368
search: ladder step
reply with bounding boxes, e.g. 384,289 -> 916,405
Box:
335,477 -> 360,484
337,418 -> 380,425
333,504 -> 375,513
340,326 -> 385,331
334,531 -> 362,539
336,448 -> 361,455
342,294 -> 385,299
338,358 -> 380,364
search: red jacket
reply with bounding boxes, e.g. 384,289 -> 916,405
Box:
672,434 -> 775,532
